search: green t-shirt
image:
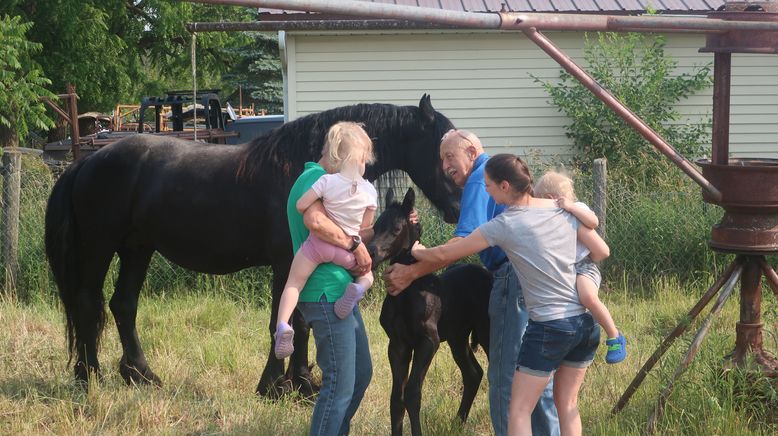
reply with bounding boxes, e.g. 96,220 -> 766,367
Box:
287,162 -> 352,303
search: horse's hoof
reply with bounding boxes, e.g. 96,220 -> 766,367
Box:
256,375 -> 288,400
119,361 -> 162,387
74,362 -> 102,388
291,375 -> 319,400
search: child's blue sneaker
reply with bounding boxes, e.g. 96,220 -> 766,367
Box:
605,334 -> 627,364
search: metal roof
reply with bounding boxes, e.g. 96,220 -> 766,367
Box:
258,0 -> 727,16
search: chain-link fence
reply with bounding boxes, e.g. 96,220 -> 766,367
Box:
0,153 -> 750,303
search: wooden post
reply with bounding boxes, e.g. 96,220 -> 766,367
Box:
592,158 -> 607,238
67,84 -> 80,159
1,149 -> 22,294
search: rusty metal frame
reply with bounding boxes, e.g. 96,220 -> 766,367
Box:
39,84 -> 81,159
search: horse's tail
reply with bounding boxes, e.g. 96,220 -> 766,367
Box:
44,159 -> 105,363
470,331 -> 479,353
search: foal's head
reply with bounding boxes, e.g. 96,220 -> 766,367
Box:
368,188 -> 420,267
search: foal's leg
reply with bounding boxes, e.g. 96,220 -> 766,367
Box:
388,338 -> 412,436
109,248 -> 159,386
405,330 -> 440,436
448,335 -> 484,423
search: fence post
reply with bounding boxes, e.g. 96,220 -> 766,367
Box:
1,148 -> 22,294
592,158 -> 607,238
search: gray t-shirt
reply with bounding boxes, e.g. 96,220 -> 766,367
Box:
479,206 -> 585,322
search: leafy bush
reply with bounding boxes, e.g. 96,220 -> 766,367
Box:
535,32 -> 712,191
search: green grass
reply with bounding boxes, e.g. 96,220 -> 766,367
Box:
2,276 -> 776,435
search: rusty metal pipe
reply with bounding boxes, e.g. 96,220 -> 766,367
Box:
187,20 -> 457,32
187,0 -> 500,28
522,27 -> 722,202
186,0 -> 778,33
758,257 -> 778,298
613,257 -> 741,413
502,12 -> 778,32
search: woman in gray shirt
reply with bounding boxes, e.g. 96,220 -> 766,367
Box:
411,154 -> 609,436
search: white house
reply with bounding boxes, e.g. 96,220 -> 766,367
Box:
262,1 -> 778,160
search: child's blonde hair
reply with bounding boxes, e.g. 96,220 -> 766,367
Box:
323,121 -> 376,172
533,171 -> 577,201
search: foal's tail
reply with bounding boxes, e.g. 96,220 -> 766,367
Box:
45,159 -> 105,362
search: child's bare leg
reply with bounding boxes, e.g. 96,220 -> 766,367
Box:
553,365 -> 588,436
576,275 -> 618,339
275,251 -> 319,359
334,271 -> 373,319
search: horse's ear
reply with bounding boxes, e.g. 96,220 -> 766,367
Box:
385,188 -> 395,206
419,94 -> 435,125
401,188 -> 416,213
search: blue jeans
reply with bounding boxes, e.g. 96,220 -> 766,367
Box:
488,261 -> 559,436
298,296 -> 373,436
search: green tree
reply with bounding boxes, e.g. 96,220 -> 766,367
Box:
536,33 -> 712,190
0,15 -> 55,147
221,32 -> 283,115
1,1 -> 254,115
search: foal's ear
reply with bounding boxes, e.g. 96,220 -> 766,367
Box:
419,94 -> 435,125
385,188 -> 395,206
402,188 -> 416,213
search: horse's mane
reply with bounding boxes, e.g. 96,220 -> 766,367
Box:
236,102 -> 432,183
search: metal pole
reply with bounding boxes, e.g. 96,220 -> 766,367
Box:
67,84 -> 80,160
522,27 -> 722,202
711,53 -> 732,165
192,32 -> 198,141
184,0 -> 778,33
613,258 -> 741,413
645,262 -> 742,434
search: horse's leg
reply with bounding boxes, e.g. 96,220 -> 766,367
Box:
286,303 -> 315,396
448,335 -> 484,423
109,248 -> 160,386
257,263 -> 287,398
257,262 -> 315,398
73,250 -> 114,385
405,331 -> 440,436
388,338 -> 412,436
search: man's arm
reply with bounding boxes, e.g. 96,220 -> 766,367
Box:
303,201 -> 371,273
383,259 -> 446,296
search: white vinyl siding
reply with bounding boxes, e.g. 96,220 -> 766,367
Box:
285,31 -> 778,161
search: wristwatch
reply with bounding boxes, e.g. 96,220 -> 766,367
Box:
349,235 -> 362,252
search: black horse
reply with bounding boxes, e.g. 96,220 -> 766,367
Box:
368,188 -> 492,436
44,95 -> 460,396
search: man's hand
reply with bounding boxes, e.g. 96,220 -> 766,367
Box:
349,243 -> 372,276
383,263 -> 415,296
409,208 -> 419,225
410,241 -> 426,259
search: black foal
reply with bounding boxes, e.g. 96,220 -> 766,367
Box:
368,188 -> 492,436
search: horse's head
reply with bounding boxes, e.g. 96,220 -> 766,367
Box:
239,94 -> 461,223
398,95 -> 461,224
368,188 -> 420,267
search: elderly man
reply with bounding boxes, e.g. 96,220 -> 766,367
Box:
384,129 -> 559,436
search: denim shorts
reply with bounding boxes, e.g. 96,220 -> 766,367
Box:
575,257 -> 601,289
517,312 -> 600,377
